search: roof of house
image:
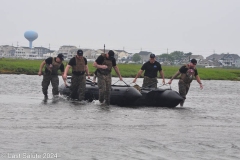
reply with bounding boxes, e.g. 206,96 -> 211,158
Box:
206,53 -> 225,60
221,54 -> 240,59
139,51 -> 152,55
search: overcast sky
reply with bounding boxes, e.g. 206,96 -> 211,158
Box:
1,0 -> 240,57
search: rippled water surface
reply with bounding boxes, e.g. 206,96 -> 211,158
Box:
0,74 -> 240,160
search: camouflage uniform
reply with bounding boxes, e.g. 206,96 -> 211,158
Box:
42,58 -> 62,96
97,73 -> 112,105
178,65 -> 195,102
96,54 -> 113,105
69,56 -> 86,101
70,74 -> 86,100
142,76 -> 158,88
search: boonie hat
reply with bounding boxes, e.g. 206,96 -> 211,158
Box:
190,59 -> 197,64
57,53 -> 64,61
77,49 -> 83,56
108,50 -> 115,59
150,53 -> 155,58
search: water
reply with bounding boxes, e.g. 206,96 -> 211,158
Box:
0,74 -> 240,160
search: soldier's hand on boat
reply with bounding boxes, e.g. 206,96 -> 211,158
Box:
162,79 -> 165,84
64,81 -> 69,87
167,79 -> 172,84
87,75 -> 90,79
63,74 -> 67,80
132,79 -> 137,83
119,76 -> 123,81
38,71 -> 42,76
199,83 -> 203,89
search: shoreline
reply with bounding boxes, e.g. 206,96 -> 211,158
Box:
1,58 -> 240,81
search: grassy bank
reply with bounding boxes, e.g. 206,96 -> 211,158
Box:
1,58 -> 240,80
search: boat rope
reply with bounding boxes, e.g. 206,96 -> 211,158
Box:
112,80 -> 129,86
158,83 -> 171,89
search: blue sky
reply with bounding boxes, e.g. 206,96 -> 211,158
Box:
1,0 -> 240,57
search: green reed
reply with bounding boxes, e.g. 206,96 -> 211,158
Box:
1,58 -> 240,80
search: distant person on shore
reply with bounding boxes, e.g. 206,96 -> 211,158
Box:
38,53 -> 66,100
132,54 -> 165,88
63,49 -> 90,101
93,50 -> 123,105
167,58 -> 203,107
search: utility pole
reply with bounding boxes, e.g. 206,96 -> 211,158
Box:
49,44 -> 51,57
104,44 -> 105,54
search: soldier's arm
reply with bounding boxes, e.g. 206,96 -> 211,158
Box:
63,65 -> 71,80
168,71 -> 181,84
113,66 -> 122,80
159,70 -> 165,84
195,75 -> 203,89
38,60 -> 46,76
133,70 -> 143,83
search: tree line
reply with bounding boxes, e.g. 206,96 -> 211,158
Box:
132,51 -> 193,64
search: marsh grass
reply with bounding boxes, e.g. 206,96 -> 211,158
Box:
1,58 -> 240,80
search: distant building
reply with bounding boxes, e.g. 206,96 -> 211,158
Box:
34,47 -> 51,57
206,53 -> 225,61
114,50 -> 128,60
220,54 -> 240,67
58,45 -> 78,60
15,47 -> 31,58
0,45 -> 16,57
43,51 -> 58,59
139,51 -> 153,63
235,58 -> 240,68
206,53 -> 240,67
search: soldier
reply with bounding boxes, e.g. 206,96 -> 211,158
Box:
167,59 -> 203,107
38,53 -> 66,100
63,49 -> 90,101
93,50 -> 122,105
133,53 -> 165,88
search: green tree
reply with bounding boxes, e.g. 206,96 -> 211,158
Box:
159,53 -> 174,64
132,53 -> 141,62
170,51 -> 185,61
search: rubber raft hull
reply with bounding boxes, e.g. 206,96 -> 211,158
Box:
59,79 -> 184,108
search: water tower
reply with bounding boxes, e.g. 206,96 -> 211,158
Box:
24,30 -> 38,48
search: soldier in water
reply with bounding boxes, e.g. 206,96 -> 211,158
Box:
133,53 -> 165,88
63,49 -> 90,101
38,53 -> 66,100
168,59 -> 203,107
93,50 -> 122,105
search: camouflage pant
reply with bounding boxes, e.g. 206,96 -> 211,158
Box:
42,74 -> 59,96
70,74 -> 86,100
97,73 -> 112,104
178,80 -> 190,99
142,76 -> 158,88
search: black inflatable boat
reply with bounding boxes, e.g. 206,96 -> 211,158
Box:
59,76 -> 184,107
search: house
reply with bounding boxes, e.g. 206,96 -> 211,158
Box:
43,51 -> 58,59
113,50 -> 128,60
34,47 -> 51,57
235,58 -> 240,68
206,53 -> 225,61
219,54 -> 240,67
0,45 -> 16,57
15,47 -> 31,58
139,51 -> 153,63
57,45 -> 78,60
